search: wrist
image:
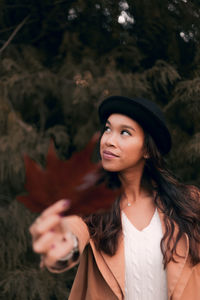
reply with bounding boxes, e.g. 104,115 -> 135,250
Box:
58,232 -> 79,261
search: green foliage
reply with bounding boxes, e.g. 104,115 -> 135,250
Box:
1,0 -> 200,299
0,267 -> 76,300
145,60 -> 180,100
166,78 -> 200,114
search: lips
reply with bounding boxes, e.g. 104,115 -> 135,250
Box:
102,150 -> 119,159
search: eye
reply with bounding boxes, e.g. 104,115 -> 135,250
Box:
104,125 -> 111,133
121,130 -> 131,136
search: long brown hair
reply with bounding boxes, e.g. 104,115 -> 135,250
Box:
85,133 -> 200,268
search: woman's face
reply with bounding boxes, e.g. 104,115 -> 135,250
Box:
100,113 -> 146,173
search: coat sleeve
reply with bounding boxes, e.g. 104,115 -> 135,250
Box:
47,215 -> 90,273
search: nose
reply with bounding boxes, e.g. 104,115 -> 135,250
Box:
105,132 -> 117,147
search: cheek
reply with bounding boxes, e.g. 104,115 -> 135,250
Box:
122,140 -> 144,157
99,136 -> 104,155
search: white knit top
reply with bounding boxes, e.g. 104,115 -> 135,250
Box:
122,209 -> 168,300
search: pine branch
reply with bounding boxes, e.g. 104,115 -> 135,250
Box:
0,15 -> 30,55
0,19 -> 38,34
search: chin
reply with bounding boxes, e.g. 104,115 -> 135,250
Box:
101,162 -> 121,172
103,167 -> 119,172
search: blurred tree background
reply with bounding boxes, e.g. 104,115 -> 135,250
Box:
0,0 -> 200,299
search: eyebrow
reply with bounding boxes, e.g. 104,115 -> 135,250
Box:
106,120 -> 136,132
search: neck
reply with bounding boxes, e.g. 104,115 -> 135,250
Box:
119,165 -> 154,207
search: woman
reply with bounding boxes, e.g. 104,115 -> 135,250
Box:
30,96 -> 200,300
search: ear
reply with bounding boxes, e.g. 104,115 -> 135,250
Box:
142,144 -> 150,159
143,152 -> 150,159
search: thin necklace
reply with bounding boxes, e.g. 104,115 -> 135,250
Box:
126,191 -> 157,207
121,193 -> 133,207
127,200 -> 131,207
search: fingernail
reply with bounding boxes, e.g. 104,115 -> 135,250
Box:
62,199 -> 70,207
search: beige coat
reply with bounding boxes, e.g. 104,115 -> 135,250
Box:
52,210 -> 200,300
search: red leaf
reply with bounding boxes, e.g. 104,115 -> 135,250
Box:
17,134 -> 120,215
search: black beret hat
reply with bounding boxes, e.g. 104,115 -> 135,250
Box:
98,96 -> 171,155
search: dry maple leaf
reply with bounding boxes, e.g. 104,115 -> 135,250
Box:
17,134 -> 120,215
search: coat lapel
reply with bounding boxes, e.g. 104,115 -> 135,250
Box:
101,233 -> 125,297
158,209 -> 191,299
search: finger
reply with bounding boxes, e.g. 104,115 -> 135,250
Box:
33,230 -> 60,254
41,199 -> 70,218
43,239 -> 74,267
30,214 -> 61,237
29,199 -> 70,235
34,230 -> 75,256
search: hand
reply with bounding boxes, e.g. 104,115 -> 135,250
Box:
29,199 -> 75,269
